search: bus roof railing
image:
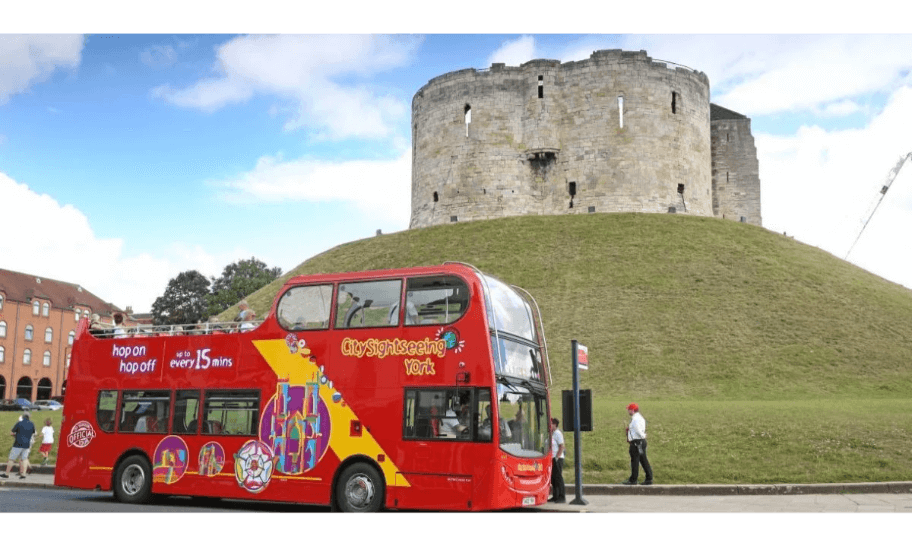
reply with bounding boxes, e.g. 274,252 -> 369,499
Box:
88,320 -> 265,339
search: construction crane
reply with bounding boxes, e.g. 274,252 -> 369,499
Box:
845,152 -> 912,259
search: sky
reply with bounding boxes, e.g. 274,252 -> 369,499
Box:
3,4 -> 912,316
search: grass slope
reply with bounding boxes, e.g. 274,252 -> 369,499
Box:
219,213 -> 912,483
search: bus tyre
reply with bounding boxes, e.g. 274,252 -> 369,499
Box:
336,462 -> 384,512
114,455 -> 153,504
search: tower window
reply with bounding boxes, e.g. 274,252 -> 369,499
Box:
464,104 -> 471,137
672,92 -> 677,114
618,96 -> 624,128
568,182 -> 577,197
433,191 -> 439,203
677,184 -> 685,194
450,216 -> 458,223
538,75 -> 543,99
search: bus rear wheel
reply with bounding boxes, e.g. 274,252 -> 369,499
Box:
336,462 -> 384,512
114,455 -> 153,504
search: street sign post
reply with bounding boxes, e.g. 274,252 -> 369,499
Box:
569,339 -> 588,506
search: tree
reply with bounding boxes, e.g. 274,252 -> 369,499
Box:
151,270 -> 212,326
206,257 -> 282,317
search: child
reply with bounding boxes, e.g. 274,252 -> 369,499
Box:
39,418 -> 54,466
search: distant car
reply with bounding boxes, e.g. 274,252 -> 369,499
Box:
0,399 -> 19,411
14,398 -> 39,411
34,399 -> 64,411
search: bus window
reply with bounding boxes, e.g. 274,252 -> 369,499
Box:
277,285 -> 333,331
404,276 -> 469,326
336,280 -> 402,329
403,388 -> 483,442
119,391 -> 171,434
495,383 -> 548,458
97,390 -> 118,432
173,390 -> 201,434
203,390 -> 259,436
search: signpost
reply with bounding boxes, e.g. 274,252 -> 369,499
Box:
569,339 -> 588,506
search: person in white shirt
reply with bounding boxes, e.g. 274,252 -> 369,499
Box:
622,403 -> 653,485
239,309 -> 257,332
39,418 -> 54,466
550,418 -> 566,502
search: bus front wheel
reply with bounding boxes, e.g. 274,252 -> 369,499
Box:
114,455 -> 153,504
336,462 -> 384,512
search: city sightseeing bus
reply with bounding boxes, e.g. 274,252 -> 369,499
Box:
55,263 -> 553,511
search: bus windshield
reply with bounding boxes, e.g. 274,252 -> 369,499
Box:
495,381 -> 548,458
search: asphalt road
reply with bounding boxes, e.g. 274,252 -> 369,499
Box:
3,485 -> 912,513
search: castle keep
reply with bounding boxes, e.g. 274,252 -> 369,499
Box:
409,49 -> 761,228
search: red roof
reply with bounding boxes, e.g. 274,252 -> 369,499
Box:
0,268 -> 122,315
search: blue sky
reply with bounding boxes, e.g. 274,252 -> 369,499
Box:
3,7 -> 912,313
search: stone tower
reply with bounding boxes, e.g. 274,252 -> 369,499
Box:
409,49 -> 761,228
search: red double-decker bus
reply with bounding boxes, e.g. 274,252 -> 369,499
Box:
55,263 -> 553,511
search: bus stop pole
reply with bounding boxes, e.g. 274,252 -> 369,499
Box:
569,339 -> 588,505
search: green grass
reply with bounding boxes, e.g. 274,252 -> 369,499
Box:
0,412 -> 61,470
208,213 -> 912,483
562,398 -> 912,484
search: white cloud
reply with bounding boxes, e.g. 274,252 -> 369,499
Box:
0,172 -> 242,313
486,36 -> 538,67
208,150 -> 412,224
758,85 -> 912,288
613,35 -> 912,117
140,44 -> 177,68
0,34 -> 84,104
152,35 -> 421,139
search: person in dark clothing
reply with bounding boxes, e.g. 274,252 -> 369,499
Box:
2,411 -> 37,479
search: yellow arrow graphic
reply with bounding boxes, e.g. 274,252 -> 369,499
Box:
253,339 -> 409,488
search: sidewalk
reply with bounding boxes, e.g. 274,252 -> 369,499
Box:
0,464 -> 57,490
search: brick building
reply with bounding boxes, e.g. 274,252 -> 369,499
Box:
0,268 -> 135,401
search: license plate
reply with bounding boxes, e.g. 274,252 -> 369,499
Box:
522,496 -> 536,506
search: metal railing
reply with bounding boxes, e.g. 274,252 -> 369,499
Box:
89,320 -> 265,339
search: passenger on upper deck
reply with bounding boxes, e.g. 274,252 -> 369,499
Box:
239,309 -> 257,332
113,313 -> 128,339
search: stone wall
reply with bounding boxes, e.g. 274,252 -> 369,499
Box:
710,107 -> 762,226
410,49 -> 722,229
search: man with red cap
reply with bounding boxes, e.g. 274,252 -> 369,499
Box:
622,403 -> 653,485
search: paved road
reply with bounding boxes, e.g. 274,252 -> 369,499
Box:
6,471 -> 912,512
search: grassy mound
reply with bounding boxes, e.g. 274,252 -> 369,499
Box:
221,213 -> 912,483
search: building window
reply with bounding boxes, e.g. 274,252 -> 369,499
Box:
0,321 -> 6,338
464,104 -> 471,137
45,327 -> 53,343
43,351 -> 51,367
33,301 -> 40,315
0,294 -> 4,310
618,96 -> 624,128
74,310 -> 79,322
23,349 -> 31,365
672,91 -> 678,114
0,346 -> 4,363
25,325 -> 34,341
42,302 -> 50,317
538,75 -> 543,99
68,331 -> 75,346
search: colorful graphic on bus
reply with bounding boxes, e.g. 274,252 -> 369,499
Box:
199,442 -> 225,477
260,382 -> 331,475
234,439 -> 276,494
153,436 -> 188,485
